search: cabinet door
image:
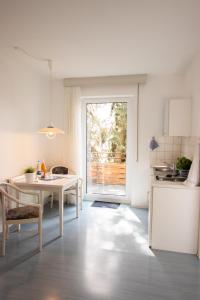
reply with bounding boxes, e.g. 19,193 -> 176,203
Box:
168,99 -> 191,136
151,187 -> 199,254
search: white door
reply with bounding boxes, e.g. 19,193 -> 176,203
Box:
81,96 -> 137,204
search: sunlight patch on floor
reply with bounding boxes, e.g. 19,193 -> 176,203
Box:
118,206 -> 142,223
86,205 -> 155,257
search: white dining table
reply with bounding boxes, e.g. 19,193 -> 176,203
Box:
11,174 -> 79,236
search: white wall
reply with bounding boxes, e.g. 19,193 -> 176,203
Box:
135,75 -> 184,207
184,53 -> 200,136
0,50 -> 51,231
47,74 -> 185,207
69,75 -> 184,207
0,51 -> 49,179
0,51 -> 192,208
0,53 -> 187,214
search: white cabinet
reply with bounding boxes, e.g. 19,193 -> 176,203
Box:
151,185 -> 200,254
164,98 -> 191,136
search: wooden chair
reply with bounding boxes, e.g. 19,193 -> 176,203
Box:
50,165 -> 83,210
0,182 -> 43,256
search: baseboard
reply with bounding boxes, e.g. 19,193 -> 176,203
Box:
130,204 -> 148,209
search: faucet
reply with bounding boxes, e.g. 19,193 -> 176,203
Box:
172,162 -> 176,176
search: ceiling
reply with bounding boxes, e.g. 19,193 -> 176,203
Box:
0,0 -> 200,78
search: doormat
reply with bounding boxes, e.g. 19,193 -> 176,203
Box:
91,201 -> 120,209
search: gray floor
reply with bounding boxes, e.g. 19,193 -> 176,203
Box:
0,202 -> 200,300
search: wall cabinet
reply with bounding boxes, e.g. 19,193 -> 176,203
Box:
150,185 -> 200,254
163,98 -> 191,136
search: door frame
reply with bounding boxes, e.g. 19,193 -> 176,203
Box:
81,95 -> 137,204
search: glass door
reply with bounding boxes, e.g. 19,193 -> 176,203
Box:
86,102 -> 127,196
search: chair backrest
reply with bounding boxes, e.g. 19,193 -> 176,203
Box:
0,183 -> 16,198
51,166 -> 69,175
0,183 -> 13,211
0,183 -> 10,200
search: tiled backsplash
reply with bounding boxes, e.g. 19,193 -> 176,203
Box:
149,136 -> 200,165
181,137 -> 200,159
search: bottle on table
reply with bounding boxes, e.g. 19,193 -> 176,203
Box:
41,160 -> 47,178
36,160 -> 41,176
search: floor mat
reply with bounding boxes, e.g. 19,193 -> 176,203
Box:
91,201 -> 120,209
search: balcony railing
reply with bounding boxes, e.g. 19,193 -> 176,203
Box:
87,151 -> 126,185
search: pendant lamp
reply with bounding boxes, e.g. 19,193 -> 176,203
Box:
38,124 -> 64,139
38,59 -> 64,139
13,46 -> 64,139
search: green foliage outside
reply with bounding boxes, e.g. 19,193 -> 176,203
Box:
87,102 -> 127,163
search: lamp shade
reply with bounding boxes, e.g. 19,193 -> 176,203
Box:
38,125 -> 64,139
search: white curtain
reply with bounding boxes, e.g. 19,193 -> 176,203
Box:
65,87 -> 82,176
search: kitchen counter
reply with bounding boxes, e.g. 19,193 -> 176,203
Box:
152,179 -> 200,189
150,166 -> 200,189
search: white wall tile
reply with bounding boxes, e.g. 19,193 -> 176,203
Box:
149,135 -> 182,165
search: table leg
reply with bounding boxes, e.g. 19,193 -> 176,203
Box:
59,188 -> 64,236
76,181 -> 79,218
39,191 -> 44,215
16,191 -> 21,232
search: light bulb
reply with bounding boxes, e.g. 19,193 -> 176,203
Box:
46,132 -> 56,139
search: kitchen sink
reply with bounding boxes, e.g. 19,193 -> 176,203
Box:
153,165 -> 172,172
154,164 -> 187,183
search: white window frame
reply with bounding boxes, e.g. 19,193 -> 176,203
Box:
81,95 -> 137,204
